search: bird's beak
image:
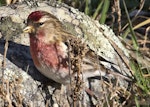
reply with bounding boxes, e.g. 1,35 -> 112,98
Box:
23,26 -> 35,33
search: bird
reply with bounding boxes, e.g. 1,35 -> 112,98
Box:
23,10 -> 129,85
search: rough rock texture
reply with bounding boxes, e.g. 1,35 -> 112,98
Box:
0,1 -> 133,107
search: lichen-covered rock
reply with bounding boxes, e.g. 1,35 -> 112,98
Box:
0,1 -> 133,106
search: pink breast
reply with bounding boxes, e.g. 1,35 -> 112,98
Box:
30,36 -> 68,70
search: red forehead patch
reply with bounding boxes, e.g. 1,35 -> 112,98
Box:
28,11 -> 43,22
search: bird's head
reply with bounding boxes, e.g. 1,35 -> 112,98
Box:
23,11 -> 63,43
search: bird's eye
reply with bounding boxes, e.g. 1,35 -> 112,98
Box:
39,22 -> 44,25
35,22 -> 44,27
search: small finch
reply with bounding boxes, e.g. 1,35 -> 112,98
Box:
23,11 -> 124,84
